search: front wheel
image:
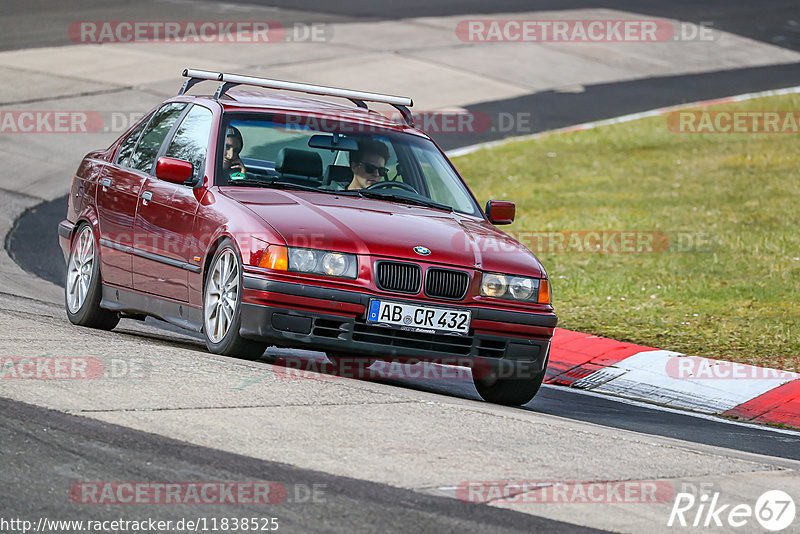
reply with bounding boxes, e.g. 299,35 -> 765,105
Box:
473,370 -> 545,406
65,223 -> 119,330
203,240 -> 268,359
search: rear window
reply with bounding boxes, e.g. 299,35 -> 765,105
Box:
115,114 -> 151,167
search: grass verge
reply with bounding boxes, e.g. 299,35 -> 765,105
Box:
454,94 -> 800,370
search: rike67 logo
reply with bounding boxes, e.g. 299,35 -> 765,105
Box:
668,489 -> 796,531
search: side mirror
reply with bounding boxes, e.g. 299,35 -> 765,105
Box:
485,200 -> 515,225
156,157 -> 194,185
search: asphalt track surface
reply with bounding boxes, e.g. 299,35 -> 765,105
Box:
4,0 -> 797,53
234,0 -> 800,54
4,1 -> 800,531
0,397 -> 607,533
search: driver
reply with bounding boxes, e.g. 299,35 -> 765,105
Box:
223,126 -> 247,180
347,139 -> 390,190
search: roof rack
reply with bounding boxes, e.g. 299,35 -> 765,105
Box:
179,68 -> 415,127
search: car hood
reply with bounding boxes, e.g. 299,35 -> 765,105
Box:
222,188 -> 545,277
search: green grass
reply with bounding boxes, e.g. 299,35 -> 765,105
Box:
453,94 -> 800,370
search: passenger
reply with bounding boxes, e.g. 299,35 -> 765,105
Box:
223,126 -> 247,180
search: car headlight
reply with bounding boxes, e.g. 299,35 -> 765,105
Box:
509,277 -> 535,300
481,273 -> 508,297
322,252 -> 349,277
481,273 -> 550,304
291,248 -> 317,272
287,247 -> 357,278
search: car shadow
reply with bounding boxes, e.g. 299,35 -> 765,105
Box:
110,316 -> 540,408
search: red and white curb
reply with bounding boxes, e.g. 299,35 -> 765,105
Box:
447,85 -> 800,428
546,328 -> 800,429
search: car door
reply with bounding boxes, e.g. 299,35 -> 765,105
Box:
97,103 -> 188,289
132,104 -> 213,302
95,113 -> 152,288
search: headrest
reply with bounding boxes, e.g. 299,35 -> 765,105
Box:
325,165 -> 354,185
275,148 -> 322,178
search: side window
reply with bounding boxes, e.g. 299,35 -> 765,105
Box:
129,102 -> 187,174
115,114 -> 151,167
410,145 -> 472,213
164,106 -> 213,181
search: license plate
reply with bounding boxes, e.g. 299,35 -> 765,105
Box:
366,299 -> 471,336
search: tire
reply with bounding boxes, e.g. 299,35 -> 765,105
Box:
65,223 -> 120,330
473,369 -> 546,406
203,239 -> 268,359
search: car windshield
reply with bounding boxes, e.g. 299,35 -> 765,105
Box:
216,113 -> 481,217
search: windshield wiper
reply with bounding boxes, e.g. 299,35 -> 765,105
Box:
266,180 -> 325,192
225,178 -> 274,188
353,190 -> 453,212
225,179 -> 326,193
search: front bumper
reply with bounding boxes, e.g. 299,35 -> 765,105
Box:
240,275 -> 557,375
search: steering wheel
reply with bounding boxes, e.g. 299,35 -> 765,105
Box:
365,181 -> 418,194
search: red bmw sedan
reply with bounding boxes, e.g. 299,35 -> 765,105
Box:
58,69 -> 557,405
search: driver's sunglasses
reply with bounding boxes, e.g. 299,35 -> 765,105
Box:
359,162 -> 388,177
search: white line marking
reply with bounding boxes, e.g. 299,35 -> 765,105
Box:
541,384 -> 800,437
583,350 -> 799,414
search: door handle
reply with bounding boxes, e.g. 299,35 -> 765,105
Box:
141,191 -> 153,204
101,178 -> 112,189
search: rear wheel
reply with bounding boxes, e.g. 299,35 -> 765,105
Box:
65,223 -> 119,330
203,240 -> 268,359
473,370 -> 545,406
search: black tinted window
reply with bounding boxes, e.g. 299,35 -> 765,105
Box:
129,103 -> 186,173
115,114 -> 151,167
164,105 -> 213,181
